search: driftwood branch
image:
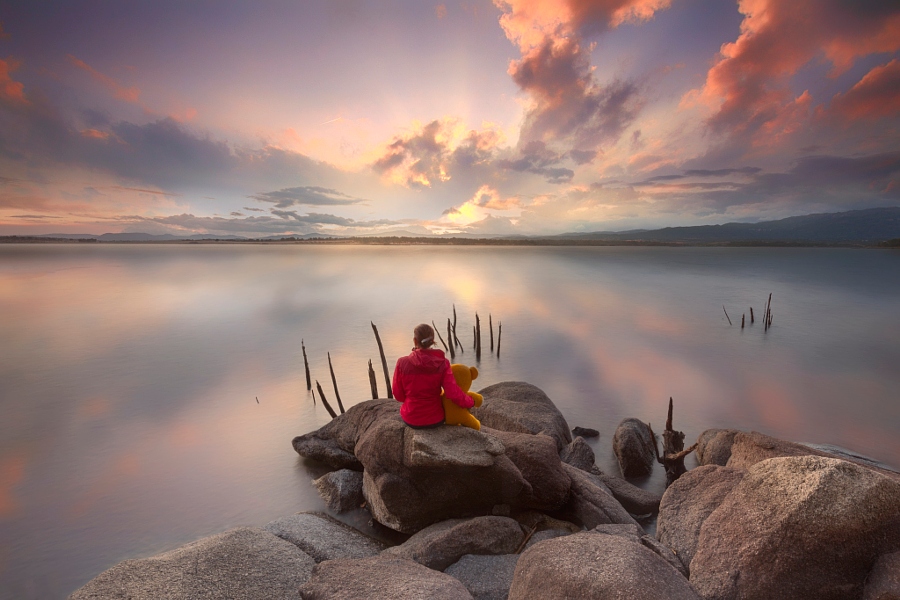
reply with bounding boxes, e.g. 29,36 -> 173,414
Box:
302,339 -> 311,391
489,314 -> 494,352
328,352 -> 345,414
433,321 -> 448,351
516,525 -> 539,554
475,313 -> 481,361
367,359 -> 378,399
371,322 -> 393,399
496,322 -> 501,357
315,380 -> 338,419
447,318 -> 455,360
723,305 -> 732,326
656,397 -> 691,485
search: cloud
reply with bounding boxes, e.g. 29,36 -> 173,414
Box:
136,212 -> 402,236
695,0 -> 900,138
0,58 -> 27,106
250,185 -> 366,208
496,140 -> 574,183
67,55 -> 141,104
831,59 -> 900,121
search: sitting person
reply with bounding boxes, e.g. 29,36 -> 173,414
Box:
392,323 -> 473,428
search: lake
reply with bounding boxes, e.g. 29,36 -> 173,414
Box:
1,243 -> 899,598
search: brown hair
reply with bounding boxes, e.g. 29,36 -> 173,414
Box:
414,323 -> 435,348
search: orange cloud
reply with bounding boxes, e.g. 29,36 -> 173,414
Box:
696,0 -> 900,137
0,57 -> 27,106
831,59 -> 900,121
436,4 -> 447,19
0,455 -> 26,518
66,54 -> 141,104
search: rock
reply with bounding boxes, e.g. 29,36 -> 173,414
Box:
299,555 -> 473,599
264,512 -> 385,563
512,510 -> 581,534
473,382 -> 573,451
572,426 -> 599,438
383,516 -> 524,571
69,527 -> 315,600
690,455 -> 900,600
404,425 -> 505,468
559,436 -> 595,471
312,469 -> 364,513
695,428 -> 740,466
484,428 -> 572,510
864,551 -> 900,600
641,534 -> 689,578
590,466 -> 662,515
508,531 -> 700,600
523,528 -> 572,551
557,462 -> 640,529
587,523 -> 688,578
612,418 -> 657,477
656,465 -> 745,571
444,554 -> 519,600
292,398 -> 399,470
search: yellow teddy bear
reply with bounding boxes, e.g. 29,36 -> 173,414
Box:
442,364 -> 484,430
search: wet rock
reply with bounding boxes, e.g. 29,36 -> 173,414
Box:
299,555 -> 473,599
383,516 -> 524,571
473,382 -> 573,451
695,428 -> 740,466
690,455 -> 900,600
523,528 -> 572,551
264,512 -> 385,563
572,426 -> 599,438
656,465 -> 745,571
508,531 -> 699,600
559,436 -> 595,471
864,551 -> 900,600
312,469 -> 364,513
612,418 -> 657,477
69,527 -> 315,600
590,466 -> 662,514
557,462 -> 640,529
444,554 -> 519,600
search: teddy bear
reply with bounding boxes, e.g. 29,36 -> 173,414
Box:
442,364 -> 484,430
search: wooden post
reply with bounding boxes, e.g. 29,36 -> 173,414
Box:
452,305 -> 463,353
433,320 -> 448,351
367,359 -> 378,399
447,318 -> 455,360
723,305 -> 732,326
496,322 -> 501,357
328,352 -> 345,414
371,322 -> 393,399
315,380 -> 338,419
475,313 -> 481,361
489,314 -> 494,352
472,325 -> 476,350
310,386 -> 316,406
302,339 -> 311,391
741,314 -> 745,329
750,307 -> 755,324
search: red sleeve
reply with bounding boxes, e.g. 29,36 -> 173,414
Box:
392,360 -> 405,403
441,361 -> 474,409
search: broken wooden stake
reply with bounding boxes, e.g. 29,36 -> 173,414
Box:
489,314 -> 494,352
367,359 -> 378,399
447,318 -> 456,360
653,397 -> 692,485
475,313 -> 481,361
723,305 -> 732,326
327,352 -> 345,414
741,314 -> 745,329
371,322 -> 393,399
433,320 -> 448,351
750,307 -> 755,324
496,322 -> 502,357
315,380 -> 338,419
302,339 -> 311,391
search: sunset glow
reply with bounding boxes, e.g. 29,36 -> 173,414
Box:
0,1 -> 898,237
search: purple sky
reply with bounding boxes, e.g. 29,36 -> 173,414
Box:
1,0 -> 898,236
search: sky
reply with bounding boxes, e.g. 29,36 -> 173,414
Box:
0,0 -> 898,237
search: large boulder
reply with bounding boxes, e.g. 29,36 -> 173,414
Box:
864,551 -> 900,600
264,512 -> 385,563
559,436 -> 595,471
695,429 -> 740,466
299,555 -> 473,599
690,455 -> 900,600
590,466 -> 662,515
69,527 -> 315,600
292,398 -> 399,470
312,469 -> 364,513
383,516 -> 524,571
613,418 -> 657,477
358,421 -> 571,533
508,531 -> 700,600
656,465 -> 745,572
473,382 -> 573,451
557,462 -> 640,529
444,554 -> 520,600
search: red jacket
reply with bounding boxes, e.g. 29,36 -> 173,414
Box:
392,348 -> 474,426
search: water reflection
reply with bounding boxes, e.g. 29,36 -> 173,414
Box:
0,244 -> 898,598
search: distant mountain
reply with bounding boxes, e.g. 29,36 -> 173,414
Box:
555,207 -> 900,244
37,232 -> 247,241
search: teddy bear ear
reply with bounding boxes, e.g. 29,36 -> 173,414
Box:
470,366 -> 478,380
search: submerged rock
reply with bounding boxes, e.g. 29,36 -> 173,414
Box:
559,436 -> 595,472
590,466 -> 662,515
612,418 -> 657,477
69,527 -> 315,600
571,426 -> 599,438
312,469 -> 364,513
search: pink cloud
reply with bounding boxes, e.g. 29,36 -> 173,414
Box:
0,58 -> 28,106
67,54 -> 141,104
831,59 -> 900,121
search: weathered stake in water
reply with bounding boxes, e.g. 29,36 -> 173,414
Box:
315,380 -> 338,419
327,352 -> 345,414
371,322 -> 393,399
367,359 -> 378,399
302,339 -> 311,391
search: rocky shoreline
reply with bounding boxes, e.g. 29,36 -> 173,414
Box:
71,381 -> 900,599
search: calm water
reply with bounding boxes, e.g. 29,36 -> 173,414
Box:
1,244 -> 899,598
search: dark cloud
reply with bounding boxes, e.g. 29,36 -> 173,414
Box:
242,207 -> 266,212
372,120 -> 446,188
496,140 -> 574,183
510,37 -> 644,153
638,167 -> 762,185
250,185 -> 365,208
269,209 -> 398,228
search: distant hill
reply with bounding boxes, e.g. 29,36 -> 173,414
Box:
556,207 -> 900,244
19,206 -> 900,245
